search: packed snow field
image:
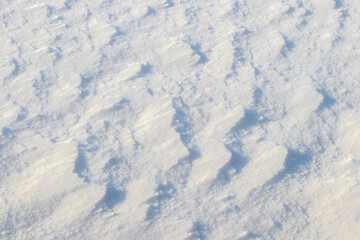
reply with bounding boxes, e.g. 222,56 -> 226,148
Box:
1,0 -> 360,239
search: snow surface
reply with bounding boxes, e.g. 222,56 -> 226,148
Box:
1,0 -> 360,239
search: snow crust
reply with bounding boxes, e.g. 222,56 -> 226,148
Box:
1,0 -> 360,239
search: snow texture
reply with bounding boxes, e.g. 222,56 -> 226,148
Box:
1,0 -> 360,239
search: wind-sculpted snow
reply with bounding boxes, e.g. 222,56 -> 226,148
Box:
1,0 -> 360,239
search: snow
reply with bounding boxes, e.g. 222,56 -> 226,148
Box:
1,0 -> 360,239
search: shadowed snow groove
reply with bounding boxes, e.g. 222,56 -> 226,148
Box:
188,42 -> 209,65
334,0 -> 343,9
316,89 -> 336,112
216,145 -> 247,184
280,35 -> 295,57
3,58 -> 21,85
165,0 -> 174,8
79,74 -> 93,99
227,31 -> 251,78
167,97 -> 201,185
264,148 -> 312,186
96,184 -> 126,210
129,63 -> 153,81
64,0 -> 79,10
96,155 -> 130,212
172,97 -> 193,146
186,221 -> 210,240
232,109 -> 262,131
215,110 -> 263,184
165,147 -> 201,186
74,148 -> 90,183
108,27 -> 125,46
146,182 -> 177,220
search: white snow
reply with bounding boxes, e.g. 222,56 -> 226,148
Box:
1,0 -> 360,239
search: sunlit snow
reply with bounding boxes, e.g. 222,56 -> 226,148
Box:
1,0 -> 360,239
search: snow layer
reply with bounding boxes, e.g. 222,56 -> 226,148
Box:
1,0 -> 360,239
